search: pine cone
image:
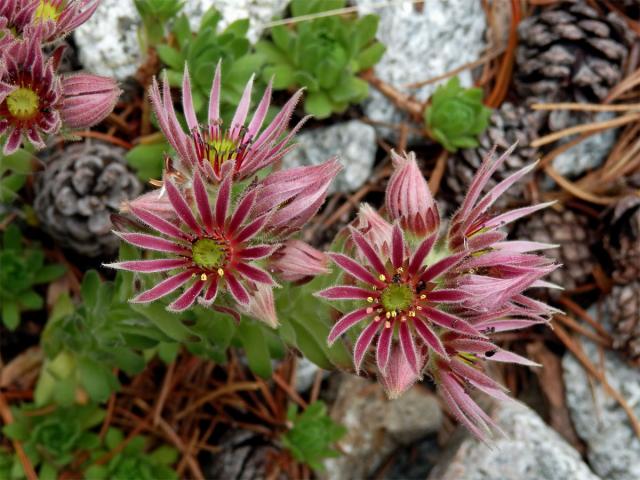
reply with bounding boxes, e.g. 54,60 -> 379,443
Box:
515,1 -> 633,103
35,140 -> 143,257
446,102 -> 546,208
602,196 -> 640,285
605,281 -> 640,367
515,208 -> 595,293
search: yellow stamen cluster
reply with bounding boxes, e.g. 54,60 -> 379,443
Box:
6,87 -> 40,120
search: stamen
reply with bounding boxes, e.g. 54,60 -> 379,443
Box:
367,296 -> 374,303
200,273 -> 208,281
378,274 -> 386,281
217,268 -> 224,277
385,321 -> 391,329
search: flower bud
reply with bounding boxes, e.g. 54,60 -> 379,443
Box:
61,73 -> 121,129
269,240 -> 330,281
124,189 -> 175,220
240,284 -> 279,328
356,203 -> 393,257
379,344 -> 425,399
385,151 -> 439,237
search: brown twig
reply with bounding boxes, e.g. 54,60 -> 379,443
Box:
0,392 -> 38,480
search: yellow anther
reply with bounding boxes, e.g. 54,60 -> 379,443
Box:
385,311 -> 391,319
396,267 -> 404,273
367,296 -> 374,303
217,268 -> 224,277
408,311 -> 416,317
420,294 -> 427,299
374,316 -> 381,322
385,321 -> 391,329
391,311 -> 397,318
378,274 -> 386,281
200,273 -> 208,281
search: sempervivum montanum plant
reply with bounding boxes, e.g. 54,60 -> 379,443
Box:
316,145 -> 559,440
0,27 -> 120,154
108,65 -> 340,325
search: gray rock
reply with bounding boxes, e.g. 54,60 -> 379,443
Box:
428,402 -> 601,480
355,0 -> 487,138
323,375 -> 442,480
283,120 -> 377,193
75,0 -> 288,80
294,357 -> 325,393
551,112 -> 617,177
563,338 -> 640,480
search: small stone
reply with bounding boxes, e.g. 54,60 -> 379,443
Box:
355,0 -> 487,139
428,401 -> 601,480
552,112 -> 617,177
322,374 -> 442,480
75,0 -> 288,80
563,336 -> 640,480
283,120 -> 377,193
294,357 -> 324,393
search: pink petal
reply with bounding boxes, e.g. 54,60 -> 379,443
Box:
230,74 -> 254,135
427,289 -> 467,303
353,320 -> 381,374
234,214 -> 268,244
181,64 -> 199,133
228,189 -> 256,233
391,223 -> 405,269
350,228 -> 387,276
225,272 -> 250,305
327,308 -> 370,345
420,307 -> 483,337
376,324 -> 393,373
246,78 -> 272,138
168,279 -> 205,311
193,171 -> 214,234
399,321 -> 418,373
327,253 -> 384,288
165,181 -> 202,235
208,61 -> 222,124
215,174 -> 232,229
130,206 -> 191,241
234,262 -> 275,285
413,317 -> 448,358
105,258 -> 190,273
316,286 -> 376,301
199,276 -> 219,305
408,233 -> 437,275
238,244 -> 277,260
421,252 -> 466,282
132,270 -> 194,303
115,232 -> 190,255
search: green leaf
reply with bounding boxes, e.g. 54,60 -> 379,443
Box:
18,290 -> 43,310
156,45 -> 185,70
81,270 -> 101,311
0,173 -> 27,203
199,7 -> 222,32
270,25 -> 293,52
3,224 -> 22,251
237,319 -> 272,378
2,301 -> 20,330
105,427 -> 125,450
0,149 -> 34,174
149,445 -> 179,465
356,42 -> 385,70
354,15 -> 379,50
39,462 -> 57,480
172,14 -> 191,48
263,64 -> 296,89
33,264 -> 66,284
131,302 -> 193,342
77,357 -> 118,402
223,18 -> 249,37
125,143 -> 169,181
304,91 -> 333,119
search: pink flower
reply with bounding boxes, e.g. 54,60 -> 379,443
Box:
0,31 -> 62,154
149,63 -> 306,183
386,151 -> 439,237
356,203 -> 393,257
0,0 -> 99,43
106,171 -> 278,315
239,283 -> 279,328
316,222 -> 480,374
61,73 -> 120,129
379,343 -> 426,399
269,240 -> 330,282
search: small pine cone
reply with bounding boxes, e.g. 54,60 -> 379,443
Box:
446,102 -> 545,208
602,196 -> 640,284
35,140 -> 143,257
605,282 -> 640,366
515,208 -> 595,293
515,1 -> 633,103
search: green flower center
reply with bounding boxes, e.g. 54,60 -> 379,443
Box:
35,1 -> 62,22
380,284 -> 414,312
192,238 -> 225,270
208,137 -> 239,166
6,87 -> 40,120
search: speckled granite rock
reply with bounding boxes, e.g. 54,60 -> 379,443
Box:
428,402 -> 601,480
283,120 -> 377,193
563,338 -> 640,480
74,0 -> 288,80
355,0 -> 487,138
322,375 -> 442,480
551,112 -> 617,177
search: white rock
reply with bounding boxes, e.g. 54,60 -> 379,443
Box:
355,0 -> 487,138
323,374 -> 442,480
74,0 -> 288,80
428,402 -> 601,480
563,338 -> 640,480
283,120 -> 377,193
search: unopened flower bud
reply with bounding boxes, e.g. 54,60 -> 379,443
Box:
379,344 -> 425,399
270,240 -> 330,282
385,151 -> 439,237
61,73 -> 121,129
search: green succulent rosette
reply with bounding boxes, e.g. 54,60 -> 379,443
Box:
424,77 -> 492,152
